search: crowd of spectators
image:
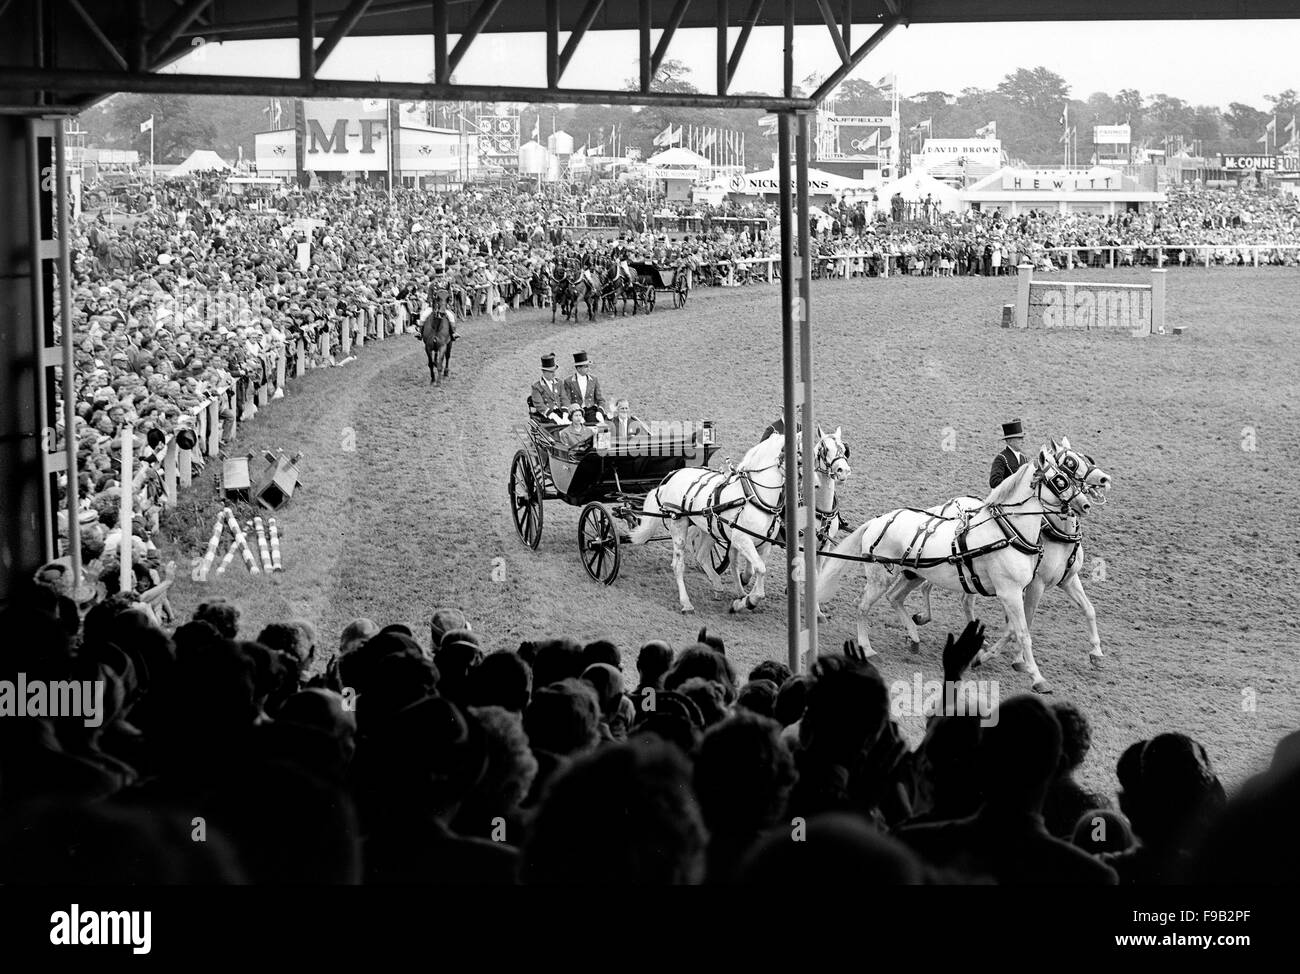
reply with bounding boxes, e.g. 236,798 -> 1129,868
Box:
3,587 -> 1296,886
57,176 -> 1300,615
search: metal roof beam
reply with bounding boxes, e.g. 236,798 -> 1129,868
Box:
725,0 -> 765,92
66,0 -> 129,71
314,0 -> 375,73
556,0 -> 604,85
814,0 -> 851,67
299,0 -> 315,80
0,64 -> 815,110
147,0 -> 214,64
448,0 -> 504,77
650,0 -> 692,85
811,14 -> 900,103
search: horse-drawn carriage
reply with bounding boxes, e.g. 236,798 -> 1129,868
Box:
628,261 -> 690,311
509,416 -> 719,583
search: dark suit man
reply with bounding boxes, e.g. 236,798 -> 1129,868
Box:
529,353 -> 565,423
989,419 -> 1028,489
609,398 -> 649,444
563,350 -> 608,424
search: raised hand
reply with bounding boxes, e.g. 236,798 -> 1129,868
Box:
943,619 -> 986,684
843,638 -> 872,665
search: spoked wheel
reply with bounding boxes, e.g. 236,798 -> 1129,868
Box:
647,288 -> 656,312
674,280 -> 688,308
509,450 -> 544,549
578,502 -> 621,585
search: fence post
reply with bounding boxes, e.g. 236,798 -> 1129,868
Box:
276,345 -> 286,391
1150,268 -> 1166,336
162,437 -> 178,508
119,425 -> 134,593
1109,248 -> 1115,269
1016,262 -> 1034,329
766,258 -> 773,283
208,400 -> 221,455
1204,247 -> 1210,269
296,338 -> 307,377
1253,247 -> 1260,268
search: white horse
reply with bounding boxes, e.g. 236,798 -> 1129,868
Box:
628,432 -> 787,615
892,445 -> 1111,669
685,427 -> 852,606
817,439 -> 1107,693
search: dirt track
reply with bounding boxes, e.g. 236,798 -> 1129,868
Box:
164,268 -> 1300,792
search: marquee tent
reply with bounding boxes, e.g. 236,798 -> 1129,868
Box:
876,171 -> 964,212
728,165 -> 864,197
166,150 -> 233,178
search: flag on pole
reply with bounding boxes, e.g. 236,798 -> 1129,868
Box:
975,120 -> 996,139
1257,131 -> 1270,146
532,116 -> 540,140
876,73 -> 896,89
1060,105 -> 1068,128
861,130 -> 879,149
653,124 -> 674,147
140,116 -> 154,133
700,129 -> 716,149
758,114 -> 778,135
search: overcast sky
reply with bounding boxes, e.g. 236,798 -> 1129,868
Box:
171,22 -> 1300,111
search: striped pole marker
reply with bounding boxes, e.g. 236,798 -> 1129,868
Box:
215,535 -> 241,575
253,516 -> 273,573
268,517 -> 282,571
226,512 -> 261,575
197,509 -> 227,582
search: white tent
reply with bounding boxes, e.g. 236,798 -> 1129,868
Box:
728,165 -> 864,196
646,146 -> 711,181
166,150 -> 232,178
876,170 -> 963,212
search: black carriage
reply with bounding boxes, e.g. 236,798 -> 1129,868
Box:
509,416 -> 720,584
628,261 -> 690,311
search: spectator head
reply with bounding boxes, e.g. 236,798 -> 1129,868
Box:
774,675 -> 810,728
676,677 -> 730,729
463,705 -> 539,822
1071,808 -> 1136,857
798,656 -> 890,766
465,650 -> 533,713
1134,733 -> 1225,846
338,617 -> 379,657
694,712 -> 796,837
581,638 -> 621,671
1051,700 -> 1093,773
581,662 -> 625,720
434,628 -> 484,705
530,637 -> 586,689
736,679 -> 779,720
429,607 -> 469,648
738,813 -> 926,885
977,695 -> 1063,811
524,679 -> 601,757
193,597 -> 239,639
664,644 -> 737,703
521,740 -> 707,884
749,660 -> 792,688
636,640 -> 673,688
256,623 -> 312,678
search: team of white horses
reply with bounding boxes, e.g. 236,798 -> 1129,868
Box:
630,430 -> 1110,693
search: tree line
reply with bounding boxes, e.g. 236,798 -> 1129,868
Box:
77,64 -> 1297,169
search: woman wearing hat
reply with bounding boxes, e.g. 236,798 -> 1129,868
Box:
989,419 -> 1027,489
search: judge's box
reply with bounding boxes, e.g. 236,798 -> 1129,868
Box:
222,455 -> 253,502
252,450 -> 303,511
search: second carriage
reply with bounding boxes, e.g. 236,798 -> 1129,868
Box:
628,261 -> 690,311
509,416 -> 719,583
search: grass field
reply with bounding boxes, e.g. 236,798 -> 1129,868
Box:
160,267 -> 1300,795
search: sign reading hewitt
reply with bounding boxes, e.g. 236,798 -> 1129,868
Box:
1000,169 -> 1124,191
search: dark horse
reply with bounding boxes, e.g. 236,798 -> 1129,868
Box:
420,308 -> 453,384
549,269 -> 579,323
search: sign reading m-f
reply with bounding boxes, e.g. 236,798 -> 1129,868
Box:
307,118 -> 385,154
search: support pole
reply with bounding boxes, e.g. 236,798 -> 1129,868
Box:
119,425 -> 133,594
796,110 -> 817,664
778,111 -> 799,674
55,120 -> 81,591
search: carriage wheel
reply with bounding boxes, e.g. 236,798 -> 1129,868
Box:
674,281 -> 688,309
578,502 -> 621,585
647,288 -> 656,312
509,450 -> 544,550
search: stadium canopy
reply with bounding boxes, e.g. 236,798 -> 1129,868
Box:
3,1 -> 1298,664
166,149 -> 233,177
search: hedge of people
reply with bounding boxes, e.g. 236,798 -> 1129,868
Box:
2,585 -> 1295,886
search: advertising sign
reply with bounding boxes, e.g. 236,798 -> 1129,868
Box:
303,100 -> 389,172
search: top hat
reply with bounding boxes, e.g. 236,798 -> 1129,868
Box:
1001,419 -> 1024,440
541,353 -> 557,372
573,350 -> 591,367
